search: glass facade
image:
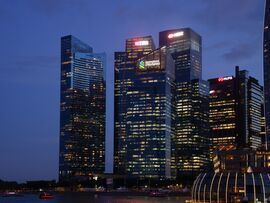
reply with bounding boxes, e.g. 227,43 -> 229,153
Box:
59,35 -> 105,182
173,79 -> 210,175
126,47 -> 175,179
159,28 -> 202,82
114,36 -> 155,176
264,0 -> 270,149
209,67 -> 263,155
159,28 -> 210,176
248,77 -> 264,149
208,77 -> 236,153
114,37 -> 176,179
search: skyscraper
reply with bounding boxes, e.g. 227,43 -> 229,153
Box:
159,28 -> 202,82
208,76 -> 235,151
59,35 -> 106,182
114,37 -> 176,179
114,36 -> 155,176
208,67 -> 264,153
159,28 -> 210,177
264,0 -> 270,149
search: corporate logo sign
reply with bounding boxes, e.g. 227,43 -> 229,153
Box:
139,61 -> 145,70
218,76 -> 233,82
138,60 -> 160,71
168,31 -> 184,39
134,40 -> 149,46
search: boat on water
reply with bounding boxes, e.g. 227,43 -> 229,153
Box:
2,191 -> 23,197
39,192 -> 54,200
149,190 -> 167,197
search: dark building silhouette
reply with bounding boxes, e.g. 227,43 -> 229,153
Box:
264,0 -> 270,149
208,67 -> 264,154
59,35 -> 105,182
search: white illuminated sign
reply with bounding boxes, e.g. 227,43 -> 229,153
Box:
134,40 -> 149,46
218,76 -> 233,82
168,31 -> 184,39
145,60 -> 160,67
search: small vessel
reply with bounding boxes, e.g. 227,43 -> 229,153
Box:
149,190 -> 167,197
39,192 -> 54,200
2,191 -> 23,197
116,187 -> 129,192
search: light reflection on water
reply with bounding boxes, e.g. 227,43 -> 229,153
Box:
0,194 -> 189,203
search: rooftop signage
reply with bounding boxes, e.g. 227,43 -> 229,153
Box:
218,76 -> 233,82
145,60 -> 160,67
168,31 -> 184,39
138,60 -> 160,70
139,61 -> 145,70
134,40 -> 149,46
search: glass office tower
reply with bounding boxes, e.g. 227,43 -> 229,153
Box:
159,28 -> 210,177
114,37 -> 176,179
264,0 -> 270,149
59,35 -> 105,182
208,76 -> 236,152
208,67 -> 263,154
114,36 -> 155,176
159,28 -> 202,82
126,47 -> 175,179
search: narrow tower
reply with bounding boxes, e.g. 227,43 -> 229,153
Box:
264,0 -> 270,149
59,35 -> 106,182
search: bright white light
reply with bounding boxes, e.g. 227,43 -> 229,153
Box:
168,31 -> 184,39
135,40 -> 149,46
145,60 -> 160,67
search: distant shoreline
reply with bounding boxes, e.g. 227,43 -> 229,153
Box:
7,190 -> 191,197
59,191 -> 190,196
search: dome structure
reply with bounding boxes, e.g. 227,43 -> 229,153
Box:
192,172 -> 270,202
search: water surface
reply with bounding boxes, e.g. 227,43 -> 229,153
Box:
0,193 -> 189,203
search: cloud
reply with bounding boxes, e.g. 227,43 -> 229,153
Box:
205,41 -> 231,50
16,55 -> 58,69
27,0 -> 90,16
0,55 -> 59,86
113,0 -> 192,23
223,43 -> 256,62
1,55 -> 58,75
195,0 -> 264,30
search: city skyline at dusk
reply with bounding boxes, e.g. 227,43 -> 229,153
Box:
0,0 -> 266,182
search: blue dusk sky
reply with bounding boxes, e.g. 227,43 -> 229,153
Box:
0,0 -> 265,182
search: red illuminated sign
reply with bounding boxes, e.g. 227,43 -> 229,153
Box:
218,76 -> 233,82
